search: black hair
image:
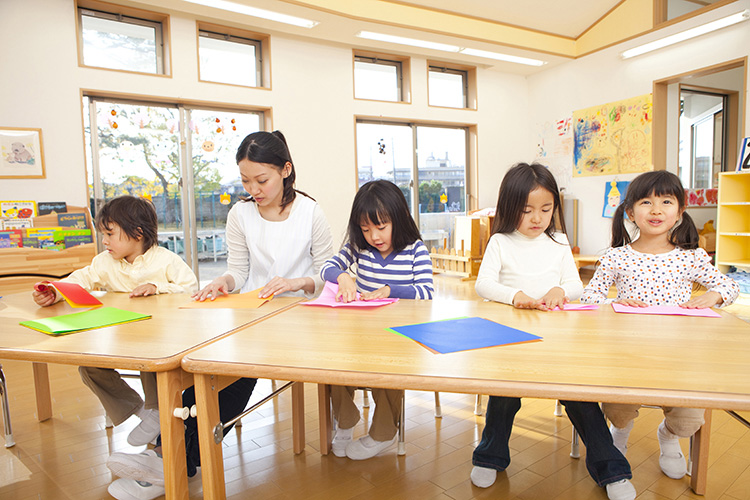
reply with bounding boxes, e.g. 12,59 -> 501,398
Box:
491,162 -> 566,242
235,130 -> 313,212
611,170 -> 698,249
347,180 -> 422,254
95,195 -> 158,251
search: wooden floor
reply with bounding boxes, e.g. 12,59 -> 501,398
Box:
1,275 -> 749,500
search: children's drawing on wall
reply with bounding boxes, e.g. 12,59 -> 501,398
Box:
573,94 -> 652,177
534,117 -> 573,189
602,180 -> 629,218
0,127 -> 45,179
685,188 -> 718,207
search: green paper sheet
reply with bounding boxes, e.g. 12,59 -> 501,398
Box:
20,307 -> 151,336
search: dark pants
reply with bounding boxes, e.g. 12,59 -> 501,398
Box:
158,377 -> 257,477
472,396 -> 632,487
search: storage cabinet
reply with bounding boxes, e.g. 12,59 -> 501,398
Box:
716,172 -> 750,273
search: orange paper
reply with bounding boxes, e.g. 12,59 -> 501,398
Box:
180,288 -> 273,309
35,281 -> 103,308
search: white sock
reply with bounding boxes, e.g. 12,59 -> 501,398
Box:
134,404 -> 148,420
334,426 -> 354,440
610,420 -> 633,455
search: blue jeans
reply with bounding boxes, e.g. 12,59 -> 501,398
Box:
472,396 -> 632,487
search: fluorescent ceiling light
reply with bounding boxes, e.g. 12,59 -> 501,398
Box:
357,31 -> 460,52
183,0 -> 318,28
356,31 -> 546,67
622,9 -> 749,59
459,48 -> 546,66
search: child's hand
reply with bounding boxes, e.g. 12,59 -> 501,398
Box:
336,274 -> 357,303
680,291 -> 723,309
615,298 -> 648,307
260,276 -> 302,298
513,291 -> 540,309
32,282 -> 57,307
193,276 -> 231,301
538,287 -> 568,311
130,283 -> 157,297
360,285 -> 390,301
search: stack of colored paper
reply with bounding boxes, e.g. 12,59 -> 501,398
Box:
20,307 -> 151,336
180,287 -> 273,309
301,281 -> 399,308
34,281 -> 102,308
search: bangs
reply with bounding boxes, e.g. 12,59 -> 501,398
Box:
359,207 -> 390,227
628,171 -> 685,206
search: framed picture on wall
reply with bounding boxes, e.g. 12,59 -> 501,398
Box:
0,127 -> 46,179
737,137 -> 750,171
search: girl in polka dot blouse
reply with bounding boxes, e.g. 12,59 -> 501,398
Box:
581,170 -> 739,483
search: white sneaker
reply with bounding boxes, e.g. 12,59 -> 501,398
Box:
127,409 -> 161,446
470,465 -> 497,488
107,449 -> 165,486
345,435 -> 397,460
657,420 -> 687,479
108,478 -> 165,500
332,426 -> 354,458
605,479 -> 636,500
609,421 -> 633,457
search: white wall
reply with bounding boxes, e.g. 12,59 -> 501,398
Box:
527,0 -> 750,254
0,0 -> 529,247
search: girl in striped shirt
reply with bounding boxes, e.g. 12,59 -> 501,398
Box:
321,179 -> 433,460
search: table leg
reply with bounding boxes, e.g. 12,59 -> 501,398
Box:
317,384 -> 331,455
690,409 -> 711,495
195,373 -> 225,500
157,368 -> 189,500
292,382 -> 305,454
32,362 -> 52,421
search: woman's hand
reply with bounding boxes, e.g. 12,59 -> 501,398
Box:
192,275 -> 233,301
360,285 -> 390,301
681,291 -> 722,309
512,291 -> 540,309
130,283 -> 157,297
335,274 -> 357,303
615,298 -> 648,307
260,276 -> 306,298
32,282 -> 57,307
538,287 -> 568,311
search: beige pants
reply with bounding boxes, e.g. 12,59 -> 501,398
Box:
79,367 -> 158,425
330,385 -> 403,441
603,403 -> 705,437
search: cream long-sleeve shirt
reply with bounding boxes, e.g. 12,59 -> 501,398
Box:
475,231 -> 583,305
223,195 -> 333,296
62,245 -> 198,294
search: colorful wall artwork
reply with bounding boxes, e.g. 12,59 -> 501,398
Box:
685,188 -> 718,207
602,180 -> 630,218
573,94 -> 652,177
534,117 -> 573,189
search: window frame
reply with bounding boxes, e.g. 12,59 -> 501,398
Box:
196,22 -> 271,89
353,50 -> 411,104
76,0 -> 170,76
428,65 -> 468,109
427,60 -> 477,110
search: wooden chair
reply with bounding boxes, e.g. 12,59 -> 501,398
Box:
0,364 -> 14,447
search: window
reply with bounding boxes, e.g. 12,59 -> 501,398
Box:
428,66 -> 467,108
356,120 -> 471,249
77,2 -> 168,74
655,0 -> 726,25
353,51 -> 411,103
197,23 -> 269,88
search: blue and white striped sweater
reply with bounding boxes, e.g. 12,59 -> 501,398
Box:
321,241 -> 434,299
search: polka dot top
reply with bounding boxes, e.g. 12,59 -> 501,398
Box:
581,245 -> 739,307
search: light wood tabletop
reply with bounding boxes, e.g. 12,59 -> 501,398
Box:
182,298 -> 750,499
0,291 -> 301,500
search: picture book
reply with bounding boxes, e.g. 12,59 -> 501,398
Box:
0,229 -> 23,247
0,232 -> 11,248
37,201 -> 68,215
388,317 -> 543,354
1,218 -> 33,229
63,234 -> 94,248
22,236 -> 39,248
34,281 -> 103,308
27,227 -> 60,243
52,229 -> 92,247
19,307 -> 151,336
0,200 -> 36,219
57,212 -> 87,229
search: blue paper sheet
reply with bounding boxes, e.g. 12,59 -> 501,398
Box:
387,316 -> 542,354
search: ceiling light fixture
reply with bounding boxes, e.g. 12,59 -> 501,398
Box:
355,31 -> 546,66
622,9 -> 749,59
183,0 -> 318,28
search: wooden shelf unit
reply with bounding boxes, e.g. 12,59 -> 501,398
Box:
716,172 -> 750,273
0,205 -> 97,281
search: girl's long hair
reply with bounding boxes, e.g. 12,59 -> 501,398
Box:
236,130 -> 313,212
347,180 -> 421,254
611,170 -> 698,249
492,162 -> 566,242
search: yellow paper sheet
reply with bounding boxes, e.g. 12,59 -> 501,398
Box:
180,287 -> 273,309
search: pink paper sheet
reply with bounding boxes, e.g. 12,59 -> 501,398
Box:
553,303 -> 599,311
611,303 -> 721,318
301,281 -> 399,308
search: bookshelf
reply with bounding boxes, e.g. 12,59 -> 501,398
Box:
716,172 -> 750,273
0,205 -> 96,280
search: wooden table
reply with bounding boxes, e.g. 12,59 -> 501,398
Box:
182,298 -> 750,499
0,291 -> 300,500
